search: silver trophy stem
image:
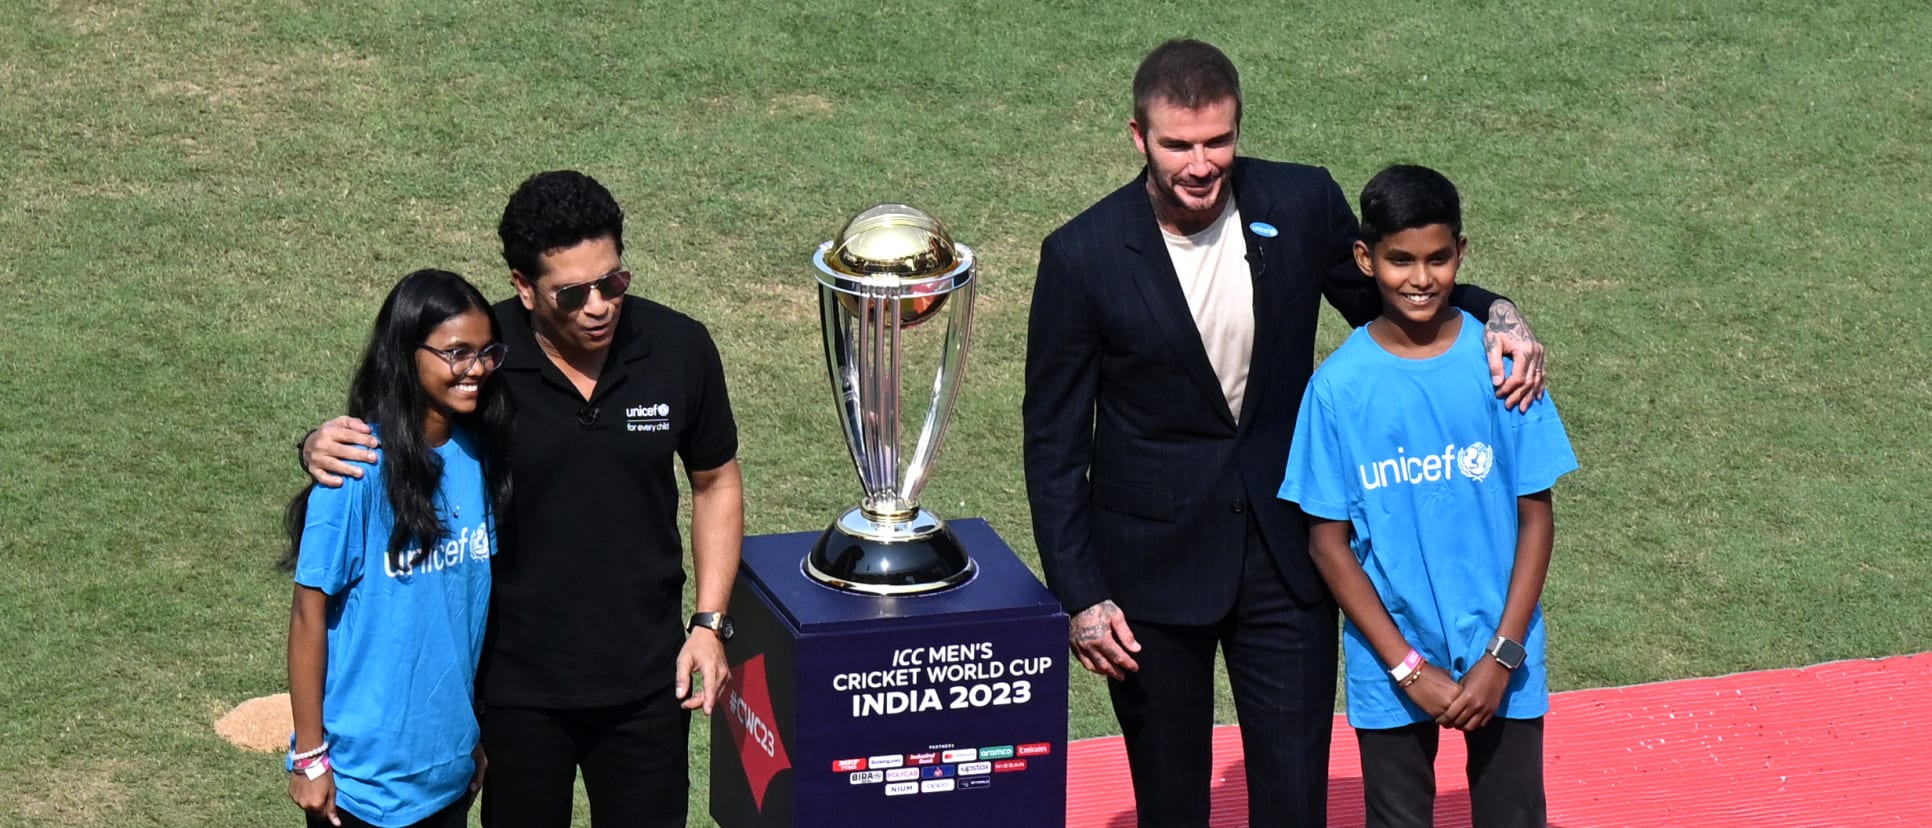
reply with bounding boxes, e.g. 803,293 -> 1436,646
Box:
897,278 -> 974,505
822,271 -> 870,499
872,281 -> 905,514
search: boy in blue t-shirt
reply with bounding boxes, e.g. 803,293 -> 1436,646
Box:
1278,165 -> 1578,827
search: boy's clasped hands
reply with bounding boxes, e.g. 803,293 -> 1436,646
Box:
1403,658 -> 1509,732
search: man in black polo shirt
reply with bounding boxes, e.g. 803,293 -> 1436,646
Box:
302,170 -> 743,827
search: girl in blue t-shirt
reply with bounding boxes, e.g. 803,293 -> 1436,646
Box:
281,269 -> 513,828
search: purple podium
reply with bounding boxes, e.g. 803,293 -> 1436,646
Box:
710,518 -> 1069,827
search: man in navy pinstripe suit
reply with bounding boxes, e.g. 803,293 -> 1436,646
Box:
1022,40 -> 1547,827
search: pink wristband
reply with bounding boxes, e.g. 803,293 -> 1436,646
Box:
1389,649 -> 1424,684
296,754 -> 332,780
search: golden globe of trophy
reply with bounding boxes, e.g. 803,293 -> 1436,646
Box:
805,204 -> 978,594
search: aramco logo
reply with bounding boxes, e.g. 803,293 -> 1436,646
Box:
724,653 -> 792,811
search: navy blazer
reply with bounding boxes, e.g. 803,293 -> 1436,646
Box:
1022,157 -> 1501,624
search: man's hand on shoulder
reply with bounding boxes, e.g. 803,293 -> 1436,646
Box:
1483,299 -> 1547,412
677,627 -> 731,715
302,416 -> 380,487
1068,600 -> 1141,681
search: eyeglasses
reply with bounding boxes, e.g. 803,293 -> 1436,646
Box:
546,269 -> 632,312
418,342 -> 508,376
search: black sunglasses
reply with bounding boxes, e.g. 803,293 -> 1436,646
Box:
545,269 -> 632,312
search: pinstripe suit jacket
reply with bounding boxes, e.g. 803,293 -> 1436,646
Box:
1022,157 -> 1501,625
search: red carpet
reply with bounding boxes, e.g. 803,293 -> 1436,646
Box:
1067,653 -> 1932,827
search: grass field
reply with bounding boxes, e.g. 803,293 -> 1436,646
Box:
2,1 -> 1928,824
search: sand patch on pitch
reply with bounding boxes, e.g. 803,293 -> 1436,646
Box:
216,693 -> 292,753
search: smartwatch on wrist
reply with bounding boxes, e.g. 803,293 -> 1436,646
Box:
1486,635 -> 1526,670
688,611 -> 734,642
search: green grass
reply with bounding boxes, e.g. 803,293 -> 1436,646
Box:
2,1 -> 1928,824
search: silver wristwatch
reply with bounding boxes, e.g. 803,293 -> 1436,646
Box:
1486,635 -> 1526,670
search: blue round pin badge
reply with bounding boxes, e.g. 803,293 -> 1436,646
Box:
1249,221 -> 1278,238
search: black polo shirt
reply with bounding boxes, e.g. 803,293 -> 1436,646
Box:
479,295 -> 738,708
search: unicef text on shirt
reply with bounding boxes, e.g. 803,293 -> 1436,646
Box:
383,522 -> 493,579
625,402 -> 672,433
1357,443 -> 1495,490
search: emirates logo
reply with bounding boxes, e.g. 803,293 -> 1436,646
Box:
723,654 -> 792,811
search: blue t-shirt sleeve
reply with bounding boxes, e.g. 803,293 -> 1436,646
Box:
1279,376 -> 1352,521
292,469 -> 371,595
1510,391 -> 1579,495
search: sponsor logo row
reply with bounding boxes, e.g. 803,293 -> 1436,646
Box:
831,742 -> 1051,773
885,777 -> 993,796
849,759 -> 1033,786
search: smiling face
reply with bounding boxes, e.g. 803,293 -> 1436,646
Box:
417,307 -> 497,444
1355,222 -> 1467,334
511,234 -> 625,359
1131,95 -> 1239,235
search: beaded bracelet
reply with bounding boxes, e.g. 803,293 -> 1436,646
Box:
289,741 -> 330,762
1397,666 -> 1425,688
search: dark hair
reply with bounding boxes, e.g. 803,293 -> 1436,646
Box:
283,269 -> 515,573
1133,39 -> 1242,126
498,170 -> 625,280
1358,164 -> 1463,248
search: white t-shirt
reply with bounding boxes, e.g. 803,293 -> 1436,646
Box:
1160,199 -> 1255,421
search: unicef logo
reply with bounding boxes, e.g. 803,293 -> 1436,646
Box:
1457,442 -> 1495,482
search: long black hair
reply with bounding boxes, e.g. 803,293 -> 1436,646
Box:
283,269 -> 514,573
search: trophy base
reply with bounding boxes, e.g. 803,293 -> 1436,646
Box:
804,509 -> 975,595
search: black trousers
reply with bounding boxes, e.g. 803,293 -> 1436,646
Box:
1356,717 -> 1546,828
1108,526 -> 1341,828
305,793 -> 471,828
479,688 -> 691,828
